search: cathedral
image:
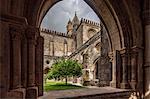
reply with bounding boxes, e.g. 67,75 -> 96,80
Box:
41,13 -> 111,86
0,0 -> 150,99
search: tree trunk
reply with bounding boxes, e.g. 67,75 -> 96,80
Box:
65,77 -> 67,85
44,74 -> 47,84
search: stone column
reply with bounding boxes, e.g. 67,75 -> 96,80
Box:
130,48 -> 137,90
120,49 -> 129,89
21,34 -> 27,88
49,40 -> 51,55
0,21 -> 10,98
63,41 -> 66,56
109,50 -> 121,88
26,26 -> 38,99
143,0 -> 150,97
10,25 -> 22,89
0,14 -> 28,99
136,47 -> 144,96
52,41 -> 55,56
26,27 -> 37,87
35,36 -> 44,96
109,51 -> 116,87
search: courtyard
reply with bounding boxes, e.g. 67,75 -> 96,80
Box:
39,86 -> 131,99
0,0 -> 150,99
44,81 -> 84,91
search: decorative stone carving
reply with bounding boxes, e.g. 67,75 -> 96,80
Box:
26,26 -> 38,42
9,25 -> 23,40
108,52 -> 113,62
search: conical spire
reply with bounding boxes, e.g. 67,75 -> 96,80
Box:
66,18 -> 73,35
67,18 -> 72,24
72,11 -> 80,25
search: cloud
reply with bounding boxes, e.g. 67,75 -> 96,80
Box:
41,0 -> 100,33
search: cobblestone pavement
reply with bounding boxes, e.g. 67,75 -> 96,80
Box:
38,87 -> 129,99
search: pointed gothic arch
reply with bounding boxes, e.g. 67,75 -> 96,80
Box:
1,0 -> 148,98
34,0 -> 144,91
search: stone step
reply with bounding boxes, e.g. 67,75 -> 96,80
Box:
59,91 -> 132,99
39,87 -> 137,99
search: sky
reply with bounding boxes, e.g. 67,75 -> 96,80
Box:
41,0 -> 100,33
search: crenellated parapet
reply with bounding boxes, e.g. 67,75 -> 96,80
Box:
81,18 -> 100,27
40,28 -> 72,38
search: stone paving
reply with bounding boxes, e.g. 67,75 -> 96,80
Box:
38,87 -> 129,99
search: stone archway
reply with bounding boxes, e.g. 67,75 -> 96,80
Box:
37,0 -> 125,89
33,0 -> 144,95
0,0 -> 147,99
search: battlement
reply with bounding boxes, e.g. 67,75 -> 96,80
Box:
40,28 -> 72,38
81,18 -> 100,27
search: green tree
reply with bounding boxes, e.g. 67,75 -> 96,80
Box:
48,59 -> 82,85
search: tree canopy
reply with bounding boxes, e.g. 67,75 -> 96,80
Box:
47,59 -> 82,84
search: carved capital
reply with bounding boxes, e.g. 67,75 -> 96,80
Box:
131,46 -> 144,52
26,26 -> 39,40
26,27 -> 35,39
120,47 -> 128,57
9,24 -> 24,40
108,52 -> 113,62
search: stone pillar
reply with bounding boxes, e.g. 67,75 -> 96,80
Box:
120,49 -> 130,89
63,41 -> 66,56
52,41 -> 55,56
49,40 -> 51,55
130,48 -> 137,90
35,36 -> 44,96
7,24 -> 26,99
10,25 -> 22,89
109,50 -> 121,88
143,0 -> 150,98
26,26 -> 38,99
0,21 -> 10,98
109,51 -> 116,87
0,14 -> 28,99
136,47 -> 144,96
27,33 -> 36,87
21,34 -> 27,88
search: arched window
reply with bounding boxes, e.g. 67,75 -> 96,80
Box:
87,29 -> 96,38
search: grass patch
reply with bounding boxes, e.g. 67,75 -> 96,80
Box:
44,81 -> 84,92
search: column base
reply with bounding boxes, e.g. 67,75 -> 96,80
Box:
130,80 -> 137,90
26,87 -> 38,99
7,88 -> 26,99
37,84 -> 43,96
121,82 -> 130,89
110,81 -> 117,88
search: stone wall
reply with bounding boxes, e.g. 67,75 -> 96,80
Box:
76,21 -> 100,48
41,30 -> 75,56
41,30 -> 75,68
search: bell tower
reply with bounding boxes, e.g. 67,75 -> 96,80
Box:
72,12 -> 80,32
66,19 -> 73,35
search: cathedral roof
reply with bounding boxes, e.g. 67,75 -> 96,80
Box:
72,12 -> 80,25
